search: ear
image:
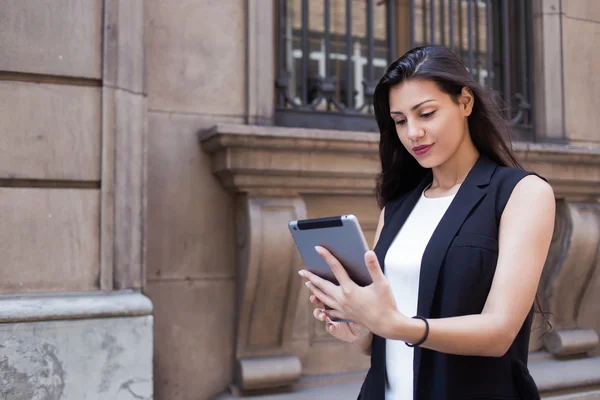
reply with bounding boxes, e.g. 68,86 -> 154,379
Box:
459,86 -> 474,117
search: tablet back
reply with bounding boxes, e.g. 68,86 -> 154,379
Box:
288,215 -> 372,287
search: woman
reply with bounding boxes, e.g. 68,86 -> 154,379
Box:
298,46 -> 555,399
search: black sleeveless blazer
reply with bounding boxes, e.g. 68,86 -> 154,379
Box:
358,156 -> 541,400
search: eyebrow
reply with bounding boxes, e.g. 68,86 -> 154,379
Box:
390,99 -> 436,114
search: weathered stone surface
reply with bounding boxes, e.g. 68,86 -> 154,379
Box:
563,0 -> 600,21
0,81 -> 101,181
532,9 -> 565,140
146,112 -> 236,281
544,329 -> 600,357
532,0 -> 562,15
0,0 -> 103,78
0,290 -> 152,323
530,355 -> 600,393
145,279 -> 235,399
0,315 -> 153,399
145,0 -> 245,115
0,188 -> 100,294
562,17 -> 600,142
100,88 -> 146,290
246,0 -> 274,124
103,0 -> 145,94
200,124 -> 380,197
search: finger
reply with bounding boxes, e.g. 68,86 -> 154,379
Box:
312,308 -> 327,322
299,269 -> 339,299
349,321 -> 366,330
315,246 -> 354,288
305,281 -> 339,310
364,250 -> 385,285
325,309 -> 350,321
310,295 -> 324,308
325,320 -> 337,334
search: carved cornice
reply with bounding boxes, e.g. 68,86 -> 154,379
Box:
514,142 -> 600,199
200,124 -> 379,196
200,124 -> 600,199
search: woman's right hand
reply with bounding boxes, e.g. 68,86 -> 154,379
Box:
310,295 -> 371,344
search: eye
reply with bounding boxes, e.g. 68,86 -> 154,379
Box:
395,119 -> 406,126
421,110 -> 436,119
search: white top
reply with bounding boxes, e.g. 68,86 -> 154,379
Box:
384,188 -> 455,400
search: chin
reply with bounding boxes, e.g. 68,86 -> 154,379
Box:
414,156 -> 442,169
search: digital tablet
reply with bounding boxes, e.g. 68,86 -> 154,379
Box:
288,214 -> 373,287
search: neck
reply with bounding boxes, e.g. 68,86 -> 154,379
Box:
430,141 -> 479,191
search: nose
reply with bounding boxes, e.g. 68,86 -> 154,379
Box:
406,120 -> 425,141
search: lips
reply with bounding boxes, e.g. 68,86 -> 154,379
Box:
412,144 -> 433,156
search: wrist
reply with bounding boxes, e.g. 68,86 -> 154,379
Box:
377,309 -> 408,340
403,316 -> 428,345
381,311 -> 427,344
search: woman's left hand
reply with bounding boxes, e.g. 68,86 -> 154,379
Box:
298,246 -> 404,338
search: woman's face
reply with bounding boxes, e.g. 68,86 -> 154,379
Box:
389,79 -> 474,169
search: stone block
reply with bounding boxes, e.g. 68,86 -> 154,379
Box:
0,188 -> 100,294
103,0 -> 145,93
532,10 -> 565,140
562,17 -> 600,142
529,356 -> 600,393
0,0 -> 103,78
563,0 -> 600,21
0,315 -> 152,399
532,0 -> 562,16
145,0 -> 245,115
0,81 -> 101,180
146,112 -> 236,280
145,279 -> 235,400
100,88 -> 146,290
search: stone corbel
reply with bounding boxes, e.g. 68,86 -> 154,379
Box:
527,181 -> 600,394
232,194 -> 306,392
199,124 -> 379,394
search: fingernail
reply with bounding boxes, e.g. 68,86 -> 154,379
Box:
305,282 -> 311,288
314,246 -> 322,254
298,270 -> 305,277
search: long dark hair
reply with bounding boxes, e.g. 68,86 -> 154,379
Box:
374,45 -> 552,333
374,45 -> 522,207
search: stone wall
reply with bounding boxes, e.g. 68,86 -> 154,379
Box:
144,0 -> 244,397
0,0 -> 152,398
2,0 -> 600,399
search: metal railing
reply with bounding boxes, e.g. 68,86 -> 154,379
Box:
275,0 -> 534,137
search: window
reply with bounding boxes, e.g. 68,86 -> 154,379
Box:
275,0 -> 534,138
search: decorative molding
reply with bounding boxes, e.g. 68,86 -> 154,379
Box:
530,354 -> 600,393
540,202 -> 600,335
200,124 -> 600,199
200,124 -> 379,197
0,290 -> 153,323
514,142 -> 600,199
543,329 -> 599,357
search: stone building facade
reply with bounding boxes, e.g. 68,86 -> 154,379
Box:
1,1 -> 600,399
